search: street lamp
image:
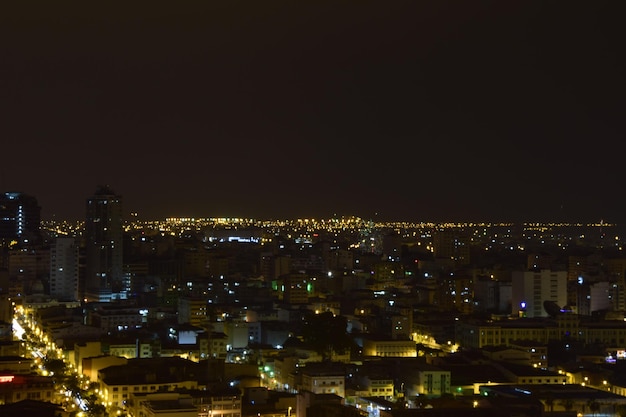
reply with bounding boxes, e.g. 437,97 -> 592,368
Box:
288,406 -> 292,416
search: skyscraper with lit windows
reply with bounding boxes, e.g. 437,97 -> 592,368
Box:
0,192 -> 41,245
84,186 -> 124,302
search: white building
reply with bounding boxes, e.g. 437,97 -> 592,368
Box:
511,269 -> 567,318
299,368 -> 345,398
415,366 -> 451,397
49,237 -> 79,302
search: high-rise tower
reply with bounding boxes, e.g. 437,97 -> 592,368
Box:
0,192 -> 41,245
84,185 -> 124,302
50,237 -> 79,302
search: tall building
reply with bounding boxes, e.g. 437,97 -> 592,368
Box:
49,237 -> 79,301
0,192 -> 41,245
84,186 -> 124,302
432,228 -> 470,267
511,269 -> 567,318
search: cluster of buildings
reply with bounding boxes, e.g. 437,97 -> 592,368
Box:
1,189 -> 626,416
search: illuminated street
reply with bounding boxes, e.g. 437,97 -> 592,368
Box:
12,306 -> 112,417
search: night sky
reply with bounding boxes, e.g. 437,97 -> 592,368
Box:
1,1 -> 624,223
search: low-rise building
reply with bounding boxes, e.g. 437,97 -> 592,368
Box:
97,357 -> 202,409
128,392 -> 200,417
362,337 -> 416,358
82,355 -> 128,382
0,356 -> 33,374
0,374 -> 56,404
296,362 -> 346,398
128,388 -> 242,417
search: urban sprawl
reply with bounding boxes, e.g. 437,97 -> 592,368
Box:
1,189 -> 625,417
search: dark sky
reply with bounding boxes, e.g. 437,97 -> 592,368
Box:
1,1 -> 624,223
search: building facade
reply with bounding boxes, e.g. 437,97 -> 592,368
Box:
511,269 -> 567,318
84,186 -> 124,302
0,192 -> 41,245
49,237 -> 79,302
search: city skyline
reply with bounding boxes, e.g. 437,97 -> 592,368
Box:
2,1 -> 624,224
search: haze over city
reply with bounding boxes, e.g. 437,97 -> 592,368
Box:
2,1 -> 624,224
